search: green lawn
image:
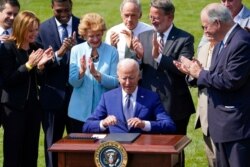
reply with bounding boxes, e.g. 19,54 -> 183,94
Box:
0,0 -> 250,166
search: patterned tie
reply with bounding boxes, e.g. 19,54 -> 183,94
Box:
61,24 -> 68,42
124,94 -> 133,120
159,33 -> 164,53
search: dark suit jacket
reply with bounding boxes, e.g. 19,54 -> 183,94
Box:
37,15 -> 84,110
138,26 -> 195,120
0,41 -> 41,109
83,87 -> 176,133
197,25 -> 250,143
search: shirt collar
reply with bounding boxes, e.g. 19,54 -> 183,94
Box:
222,23 -> 237,45
234,5 -> 244,23
157,24 -> 173,39
0,27 -> 11,35
122,87 -> 138,100
55,16 -> 73,27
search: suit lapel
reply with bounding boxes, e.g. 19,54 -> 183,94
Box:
162,26 -> 177,55
50,18 -> 62,47
134,88 -> 145,117
210,25 -> 241,71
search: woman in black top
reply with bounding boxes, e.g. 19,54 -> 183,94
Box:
0,11 -> 53,167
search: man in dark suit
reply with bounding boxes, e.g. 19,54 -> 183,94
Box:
174,3 -> 250,167
83,58 -> 176,134
134,0 -> 195,136
132,1 -> 195,166
36,0 -> 84,167
0,0 -> 20,128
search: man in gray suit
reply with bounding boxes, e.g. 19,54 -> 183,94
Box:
133,0 -> 195,166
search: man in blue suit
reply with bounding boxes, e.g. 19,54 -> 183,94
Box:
83,58 -> 176,134
174,3 -> 250,167
36,0 -> 84,167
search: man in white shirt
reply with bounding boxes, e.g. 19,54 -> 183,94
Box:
0,0 -> 19,43
105,0 -> 152,60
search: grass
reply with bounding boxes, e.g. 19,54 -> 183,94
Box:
0,0 -> 249,166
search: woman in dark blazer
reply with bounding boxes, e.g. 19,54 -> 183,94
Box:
0,11 -> 53,167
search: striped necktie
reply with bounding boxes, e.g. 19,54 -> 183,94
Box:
124,94 -> 133,120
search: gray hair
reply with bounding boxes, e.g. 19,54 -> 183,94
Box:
117,58 -> 140,75
120,0 -> 141,13
201,3 -> 232,23
150,0 -> 175,15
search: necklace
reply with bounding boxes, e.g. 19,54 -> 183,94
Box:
91,53 -> 99,62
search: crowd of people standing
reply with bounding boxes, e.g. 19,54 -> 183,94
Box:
0,0 -> 250,167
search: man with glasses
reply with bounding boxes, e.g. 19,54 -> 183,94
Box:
133,0 -> 195,166
36,0 -> 84,167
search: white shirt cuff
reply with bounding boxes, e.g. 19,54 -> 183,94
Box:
100,120 -> 107,131
55,51 -> 63,62
141,121 -> 151,131
154,53 -> 162,63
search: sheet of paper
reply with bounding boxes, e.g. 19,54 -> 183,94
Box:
92,134 -> 106,139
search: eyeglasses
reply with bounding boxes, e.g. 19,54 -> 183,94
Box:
149,15 -> 161,21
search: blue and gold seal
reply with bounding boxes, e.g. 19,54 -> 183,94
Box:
94,141 -> 128,167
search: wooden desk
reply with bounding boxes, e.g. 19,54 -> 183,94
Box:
49,134 -> 191,167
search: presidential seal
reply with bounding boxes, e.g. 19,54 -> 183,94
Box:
94,141 -> 128,167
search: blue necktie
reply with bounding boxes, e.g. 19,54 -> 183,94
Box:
61,24 -> 68,42
1,30 -> 9,44
124,94 -> 133,120
2,30 -> 9,35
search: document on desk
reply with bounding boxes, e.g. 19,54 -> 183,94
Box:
101,133 -> 141,143
92,134 -> 106,139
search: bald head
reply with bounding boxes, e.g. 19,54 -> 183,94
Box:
117,58 -> 140,94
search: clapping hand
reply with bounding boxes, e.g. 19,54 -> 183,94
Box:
0,34 -> 9,42
152,32 -> 160,59
132,37 -> 144,60
57,31 -> 76,57
79,55 -> 86,78
37,47 -> 54,70
121,29 -> 133,49
173,56 -> 203,78
27,49 -> 44,67
110,31 -> 119,47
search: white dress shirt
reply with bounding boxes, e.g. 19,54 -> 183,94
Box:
54,17 -> 73,61
100,87 -> 151,131
105,22 -> 152,60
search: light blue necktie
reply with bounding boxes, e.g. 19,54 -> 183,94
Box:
124,94 -> 133,120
